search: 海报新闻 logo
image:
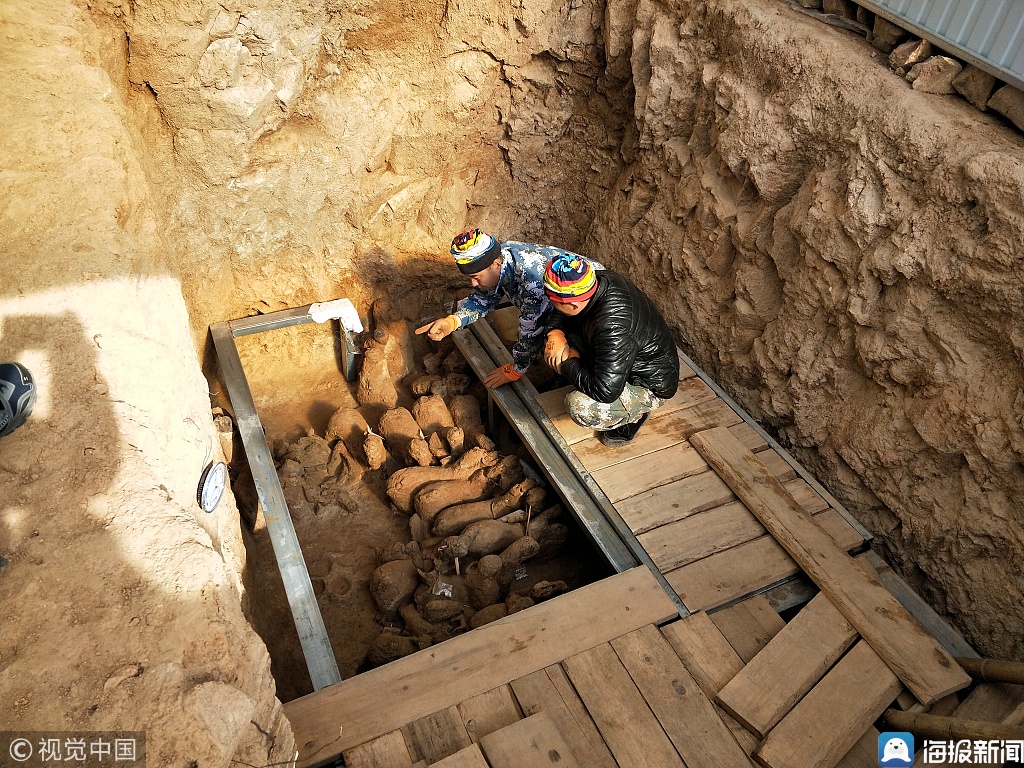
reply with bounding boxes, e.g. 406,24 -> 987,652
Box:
878,731 -> 915,766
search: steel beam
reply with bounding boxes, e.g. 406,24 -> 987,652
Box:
457,321 -> 692,618
211,319 -> 342,691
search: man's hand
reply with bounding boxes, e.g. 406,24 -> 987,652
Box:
415,314 -> 460,342
543,329 -> 576,371
483,364 -> 523,389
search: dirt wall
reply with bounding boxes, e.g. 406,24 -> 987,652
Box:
0,1 -> 293,765
587,0 -> 1024,659
122,0 -> 1022,660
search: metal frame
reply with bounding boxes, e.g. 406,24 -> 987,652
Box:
455,322 -> 694,619
857,0 -> 1024,92
211,305 -> 343,691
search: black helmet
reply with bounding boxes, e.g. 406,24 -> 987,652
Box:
0,362 -> 36,437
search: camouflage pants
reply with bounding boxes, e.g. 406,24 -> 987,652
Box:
565,383 -> 666,431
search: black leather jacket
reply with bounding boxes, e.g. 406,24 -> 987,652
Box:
556,271 -> 679,402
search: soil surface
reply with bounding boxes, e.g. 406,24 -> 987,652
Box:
3,0 -> 1024,764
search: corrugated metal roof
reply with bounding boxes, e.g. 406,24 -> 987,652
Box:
857,0 -> 1024,91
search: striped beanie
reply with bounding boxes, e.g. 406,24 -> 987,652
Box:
450,229 -> 501,275
543,254 -> 597,303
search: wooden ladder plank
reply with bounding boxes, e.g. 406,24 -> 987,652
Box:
429,743 -> 490,768
285,566 -> 677,765
402,707 -> 473,765
717,593 -> 859,738
595,439 -> 710,502
660,614 -> 758,755
638,482 -> 829,572
754,640 -> 902,768
457,686 -> 522,744
612,624 -> 757,768
510,666 -> 617,768
690,427 -> 971,705
666,509 -> 866,612
342,729 -> 414,768
709,595 -> 786,663
951,681 -> 1024,722
562,642 -> 686,768
478,712 -> 580,768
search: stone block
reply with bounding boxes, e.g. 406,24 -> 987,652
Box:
872,15 -> 910,54
889,39 -> 933,75
823,0 -> 857,19
953,65 -> 997,111
908,56 -> 962,94
988,84 -> 1024,131
856,5 -> 873,26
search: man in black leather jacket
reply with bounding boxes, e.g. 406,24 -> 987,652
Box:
542,254 -> 679,446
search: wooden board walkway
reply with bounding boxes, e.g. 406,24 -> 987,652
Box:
282,320 -> 979,768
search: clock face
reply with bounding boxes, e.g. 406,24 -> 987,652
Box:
198,461 -> 227,513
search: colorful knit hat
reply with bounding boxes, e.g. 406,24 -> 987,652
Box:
543,254 -> 597,303
450,229 -> 501,275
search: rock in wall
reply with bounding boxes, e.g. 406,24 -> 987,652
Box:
0,1 -> 293,764
588,0 -> 1024,659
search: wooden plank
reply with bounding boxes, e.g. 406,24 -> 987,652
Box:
562,643 -> 686,768
574,384 -> 723,472
690,427 -> 971,705
510,666 -> 617,768
661,613 -> 745,698
667,509 -> 866,612
478,712 -> 580,768
457,686 -> 521,744
612,624 -> 757,768
709,595 -> 786,663
835,727 -> 879,768
401,707 -> 472,765
342,729 -> 414,768
858,550 -> 978,659
285,566 -> 676,765
429,744 -> 489,768
617,467 -> 735,533
754,640 -> 902,768
952,681 -> 1024,722
594,432 -> 794,507
717,593 -> 859,737
660,615 -> 758,754
638,483 -> 830,572
595,440 -> 710,502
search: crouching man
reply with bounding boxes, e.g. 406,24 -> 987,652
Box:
542,255 -> 679,446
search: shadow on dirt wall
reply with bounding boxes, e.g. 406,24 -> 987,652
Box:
0,312 -> 266,762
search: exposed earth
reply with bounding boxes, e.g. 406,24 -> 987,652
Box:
1,0 -> 1023,764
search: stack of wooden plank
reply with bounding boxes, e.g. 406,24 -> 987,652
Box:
681,427 -> 974,767
535,369 -> 870,612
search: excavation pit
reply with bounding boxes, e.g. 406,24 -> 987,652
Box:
221,302 -> 611,701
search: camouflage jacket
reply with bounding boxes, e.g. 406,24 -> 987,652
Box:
452,241 -> 605,374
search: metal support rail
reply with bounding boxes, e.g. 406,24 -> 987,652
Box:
456,321 -> 692,619
211,310 -> 342,691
